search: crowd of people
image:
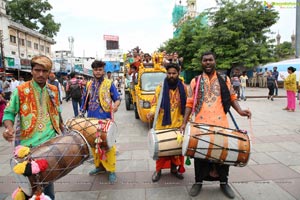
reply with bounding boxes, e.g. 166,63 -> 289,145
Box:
1,51 -> 299,199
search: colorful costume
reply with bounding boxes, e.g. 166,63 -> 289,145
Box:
3,80 -> 61,147
81,77 -> 120,173
186,71 -> 236,183
150,80 -> 187,174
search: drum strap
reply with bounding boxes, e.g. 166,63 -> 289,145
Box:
153,84 -> 164,130
192,75 -> 201,117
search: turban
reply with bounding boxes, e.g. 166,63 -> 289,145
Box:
31,55 -> 53,71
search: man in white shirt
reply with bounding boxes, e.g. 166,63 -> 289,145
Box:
10,77 -> 19,92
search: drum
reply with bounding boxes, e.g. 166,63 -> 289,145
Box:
10,129 -> 90,196
148,128 -> 182,160
65,117 -> 118,149
182,122 -> 251,167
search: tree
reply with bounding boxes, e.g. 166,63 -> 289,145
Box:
161,0 -> 279,71
274,42 -> 295,60
6,0 -> 60,38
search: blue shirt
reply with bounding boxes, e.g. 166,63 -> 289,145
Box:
81,78 -> 120,119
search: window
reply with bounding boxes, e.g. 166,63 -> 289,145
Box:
11,51 -> 16,55
46,47 -> 50,53
19,38 -> 25,46
34,43 -> 38,50
10,35 -> 16,43
27,40 -> 31,48
40,45 -> 44,51
21,53 -> 24,57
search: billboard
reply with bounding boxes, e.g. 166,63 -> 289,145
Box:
103,35 -> 119,50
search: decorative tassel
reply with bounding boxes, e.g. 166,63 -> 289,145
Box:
29,193 -> 51,200
178,165 -> 185,173
13,161 -> 28,174
14,145 -> 23,157
185,156 -> 191,166
35,159 -> 48,172
14,146 -> 30,158
12,187 -> 26,200
31,161 -> 40,174
176,133 -> 183,144
23,162 -> 32,177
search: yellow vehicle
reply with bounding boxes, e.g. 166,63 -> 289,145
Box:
124,52 -> 166,122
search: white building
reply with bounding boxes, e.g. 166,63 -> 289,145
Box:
0,0 -> 55,74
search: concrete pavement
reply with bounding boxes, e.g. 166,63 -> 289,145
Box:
1,87 -> 300,200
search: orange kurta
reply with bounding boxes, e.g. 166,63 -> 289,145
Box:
186,72 -> 237,128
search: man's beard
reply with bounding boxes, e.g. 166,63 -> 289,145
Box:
167,77 -> 179,89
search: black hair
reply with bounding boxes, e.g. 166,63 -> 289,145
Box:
165,63 -> 180,72
287,66 -> 296,73
200,51 -> 216,61
91,60 -> 106,69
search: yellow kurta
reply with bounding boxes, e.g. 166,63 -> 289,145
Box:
150,84 -> 187,130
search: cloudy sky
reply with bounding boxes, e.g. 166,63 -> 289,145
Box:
48,0 -> 296,58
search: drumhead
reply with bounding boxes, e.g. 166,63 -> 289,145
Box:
106,121 -> 118,149
182,122 -> 191,156
10,158 -> 32,196
147,128 -> 158,160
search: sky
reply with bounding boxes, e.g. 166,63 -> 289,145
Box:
48,0 -> 297,58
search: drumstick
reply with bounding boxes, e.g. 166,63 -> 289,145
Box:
248,116 -> 255,143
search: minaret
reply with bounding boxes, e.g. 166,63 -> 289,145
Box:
187,0 -> 197,18
276,31 -> 281,45
291,32 -> 296,48
0,0 -> 6,15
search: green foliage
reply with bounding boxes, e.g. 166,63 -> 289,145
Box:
274,41 -> 295,60
162,0 -> 279,71
6,0 -> 60,38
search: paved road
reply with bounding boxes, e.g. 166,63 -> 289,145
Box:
0,87 -> 300,200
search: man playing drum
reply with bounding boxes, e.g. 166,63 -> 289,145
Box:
147,63 -> 187,182
180,52 -> 251,199
2,55 -> 63,199
80,60 -> 121,183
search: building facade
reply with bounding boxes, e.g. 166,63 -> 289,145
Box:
0,0 -> 55,75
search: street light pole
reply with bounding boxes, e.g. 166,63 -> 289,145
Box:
296,0 -> 300,58
0,30 -> 6,73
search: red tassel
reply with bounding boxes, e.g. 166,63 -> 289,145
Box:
35,159 -> 48,172
178,165 -> 185,173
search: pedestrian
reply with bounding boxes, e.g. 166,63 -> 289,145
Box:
10,76 -> 19,93
2,55 -> 63,199
231,70 -> 241,100
48,73 -> 63,105
146,63 -> 187,182
267,71 -> 276,101
0,89 -> 7,126
180,51 -> 251,199
66,72 -> 82,117
281,66 -> 297,112
106,71 -> 112,80
240,71 -> 248,101
298,75 -> 300,102
251,69 -> 257,87
2,76 -> 11,101
80,60 -> 121,183
272,66 -> 279,96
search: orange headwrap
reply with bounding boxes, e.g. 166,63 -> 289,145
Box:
31,55 -> 52,71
